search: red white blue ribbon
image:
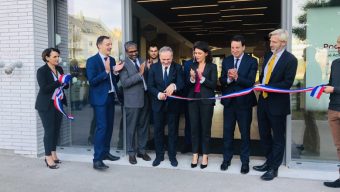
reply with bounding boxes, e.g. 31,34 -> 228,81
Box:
169,84 -> 325,101
53,74 -> 74,120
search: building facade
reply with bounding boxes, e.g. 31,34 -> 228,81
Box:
0,0 -> 339,170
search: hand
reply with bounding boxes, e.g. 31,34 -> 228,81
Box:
164,83 -> 175,96
104,57 -> 110,73
323,86 -> 334,93
139,62 -> 145,75
197,69 -> 203,79
146,59 -> 152,69
114,61 -> 124,72
190,69 -> 196,79
159,92 -> 167,100
228,68 -> 237,79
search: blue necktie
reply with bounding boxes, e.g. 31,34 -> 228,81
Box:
133,60 -> 139,72
163,67 -> 168,87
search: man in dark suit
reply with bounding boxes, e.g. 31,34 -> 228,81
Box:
148,46 -> 184,167
253,29 -> 297,180
220,35 -> 258,174
120,41 -> 151,165
86,36 -> 124,170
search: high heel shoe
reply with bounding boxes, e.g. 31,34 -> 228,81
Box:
191,155 -> 199,168
44,159 -> 59,169
54,159 -> 61,164
200,156 -> 208,169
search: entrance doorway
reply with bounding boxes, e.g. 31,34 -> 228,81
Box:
131,0 -> 282,155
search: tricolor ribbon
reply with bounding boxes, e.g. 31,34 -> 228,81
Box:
53,74 -> 74,120
169,84 -> 326,101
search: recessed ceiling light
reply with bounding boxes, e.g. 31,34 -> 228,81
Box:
171,4 -> 218,9
178,12 -> 220,17
218,0 -> 257,3
220,7 -> 267,11
205,20 -> 242,23
221,13 -> 264,18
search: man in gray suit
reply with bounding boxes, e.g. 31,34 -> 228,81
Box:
120,41 -> 151,164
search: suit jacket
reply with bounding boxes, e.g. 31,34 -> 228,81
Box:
86,53 -> 119,106
183,59 -> 194,97
35,64 -> 68,111
148,62 -> 184,113
259,50 -> 298,115
120,57 -> 145,108
220,54 -> 258,108
187,62 -> 217,105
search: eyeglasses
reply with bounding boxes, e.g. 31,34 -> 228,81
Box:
128,50 -> 138,54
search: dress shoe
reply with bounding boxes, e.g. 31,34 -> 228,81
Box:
324,179 -> 340,188
240,164 -> 249,174
152,157 -> 164,167
44,159 -> 59,169
253,163 -> 269,172
200,156 -> 208,169
191,155 -> 199,168
137,153 -> 151,161
129,155 -> 137,164
220,161 -> 230,171
104,153 -> 120,161
170,158 -> 178,167
93,161 -> 109,170
260,168 -> 278,181
54,159 -> 61,164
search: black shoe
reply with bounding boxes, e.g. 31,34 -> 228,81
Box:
54,159 -> 62,164
220,161 -> 230,171
324,179 -> 340,188
253,162 -> 269,172
191,155 -> 199,168
261,168 -> 278,181
200,156 -> 208,169
44,159 -> 59,169
181,144 -> 192,154
137,153 -> 151,161
104,153 -> 120,161
93,161 -> 109,170
241,164 -> 249,174
129,155 -> 137,165
152,157 -> 164,167
170,158 -> 178,167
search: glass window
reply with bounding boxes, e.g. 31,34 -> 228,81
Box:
58,0 -> 124,150
291,0 -> 340,162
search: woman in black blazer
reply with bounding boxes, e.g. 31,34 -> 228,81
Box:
35,48 -> 68,169
188,41 -> 217,169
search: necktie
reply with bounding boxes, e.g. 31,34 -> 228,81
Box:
163,66 -> 168,87
133,60 -> 139,72
262,54 -> 277,98
234,58 -> 239,69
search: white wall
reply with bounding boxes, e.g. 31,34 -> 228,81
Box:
0,0 -> 48,157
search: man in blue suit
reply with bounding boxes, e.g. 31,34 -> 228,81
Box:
220,35 -> 258,174
148,46 -> 184,167
253,29 -> 297,180
86,36 -> 124,170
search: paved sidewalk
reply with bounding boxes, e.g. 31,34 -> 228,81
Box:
0,152 -> 339,192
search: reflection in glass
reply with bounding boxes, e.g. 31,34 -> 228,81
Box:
66,0 -> 123,149
291,0 -> 340,161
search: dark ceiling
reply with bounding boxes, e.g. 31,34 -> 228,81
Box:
135,0 -> 281,48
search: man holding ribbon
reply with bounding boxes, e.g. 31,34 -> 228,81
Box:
253,29 -> 297,181
323,35 -> 340,188
120,41 -> 151,165
86,36 -> 124,170
148,46 -> 184,167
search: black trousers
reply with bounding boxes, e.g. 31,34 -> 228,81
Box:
257,99 -> 287,169
189,101 -> 214,154
38,103 -> 62,156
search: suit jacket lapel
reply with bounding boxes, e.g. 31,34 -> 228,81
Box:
96,53 -> 105,71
